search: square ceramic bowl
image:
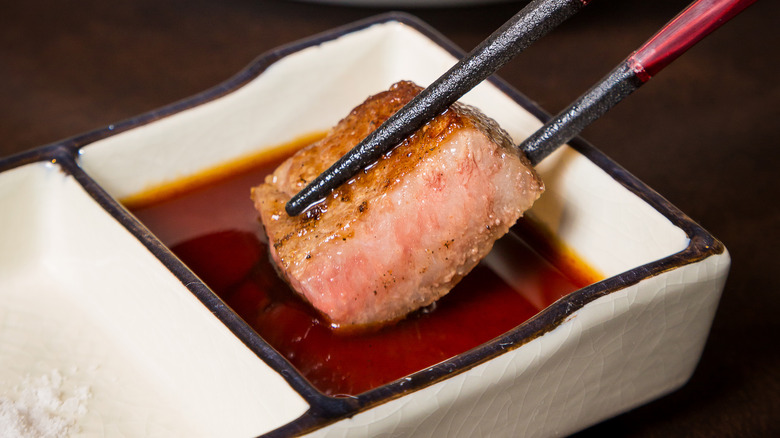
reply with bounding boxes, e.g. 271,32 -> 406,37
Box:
0,13 -> 729,438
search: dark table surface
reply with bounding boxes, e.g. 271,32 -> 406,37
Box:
2,0 -> 777,436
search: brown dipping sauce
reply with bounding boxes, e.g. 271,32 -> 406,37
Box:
125,135 -> 601,396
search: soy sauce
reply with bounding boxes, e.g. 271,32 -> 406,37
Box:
126,137 -> 600,396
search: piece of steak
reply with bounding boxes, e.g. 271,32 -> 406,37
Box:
251,81 -> 543,329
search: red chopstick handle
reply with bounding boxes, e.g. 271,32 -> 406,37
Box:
628,0 -> 756,82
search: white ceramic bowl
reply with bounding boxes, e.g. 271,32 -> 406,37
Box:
0,13 -> 728,437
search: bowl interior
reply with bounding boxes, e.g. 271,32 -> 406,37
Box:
0,162 -> 307,437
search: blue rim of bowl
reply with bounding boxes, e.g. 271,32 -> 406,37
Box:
0,12 -> 725,437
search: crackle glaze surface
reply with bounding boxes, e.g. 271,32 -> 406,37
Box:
308,253 -> 728,437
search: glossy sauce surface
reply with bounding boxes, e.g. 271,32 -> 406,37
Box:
127,139 -> 600,396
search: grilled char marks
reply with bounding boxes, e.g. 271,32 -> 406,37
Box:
252,81 -> 543,329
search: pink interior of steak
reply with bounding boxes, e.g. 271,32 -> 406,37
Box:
252,81 -> 543,329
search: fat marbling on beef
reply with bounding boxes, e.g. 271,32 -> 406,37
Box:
251,81 -> 543,329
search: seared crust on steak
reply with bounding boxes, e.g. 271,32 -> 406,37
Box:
252,81 -> 543,329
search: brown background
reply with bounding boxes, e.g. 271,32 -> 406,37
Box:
2,0 -> 777,436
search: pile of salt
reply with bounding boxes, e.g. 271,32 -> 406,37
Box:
0,370 -> 90,438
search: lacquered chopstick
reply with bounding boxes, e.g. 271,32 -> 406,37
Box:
523,0 -> 756,165
285,0 -> 591,217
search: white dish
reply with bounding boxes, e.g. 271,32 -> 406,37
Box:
0,162 -> 307,437
0,13 -> 729,437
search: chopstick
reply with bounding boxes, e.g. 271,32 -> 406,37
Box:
286,0 -> 754,217
523,0 -> 757,165
285,0 -> 592,217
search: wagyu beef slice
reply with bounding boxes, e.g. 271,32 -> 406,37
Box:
252,81 -> 543,329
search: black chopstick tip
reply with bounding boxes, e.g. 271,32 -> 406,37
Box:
284,202 -> 300,217
286,176 -> 335,217
285,193 -> 309,217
